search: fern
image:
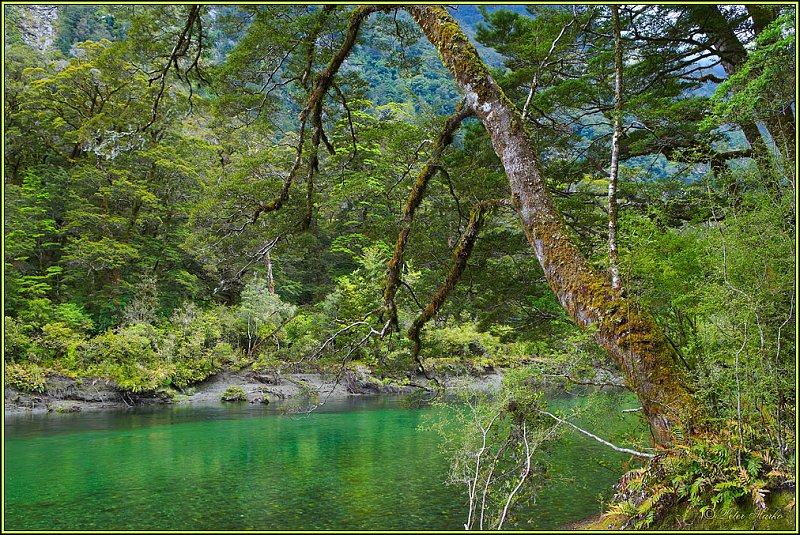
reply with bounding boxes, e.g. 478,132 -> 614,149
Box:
604,419 -> 793,527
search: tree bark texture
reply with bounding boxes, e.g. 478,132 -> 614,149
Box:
406,5 -> 705,444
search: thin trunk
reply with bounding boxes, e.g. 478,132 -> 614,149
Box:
266,252 -> 275,295
407,5 -> 705,444
608,5 -> 623,291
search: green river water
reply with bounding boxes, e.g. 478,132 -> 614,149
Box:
4,393 -> 643,531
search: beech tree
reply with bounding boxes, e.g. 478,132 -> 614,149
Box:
8,4 -> 793,447
193,4 -> 706,443
5,5 -> 794,528
403,5 -> 704,443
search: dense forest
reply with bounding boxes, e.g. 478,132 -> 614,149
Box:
3,4 -> 796,529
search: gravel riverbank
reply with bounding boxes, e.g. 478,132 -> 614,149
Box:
4,366 -> 504,415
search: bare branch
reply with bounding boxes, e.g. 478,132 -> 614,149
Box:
522,12 -> 579,120
465,410 -> 502,530
536,409 -> 654,458
496,422 -> 532,529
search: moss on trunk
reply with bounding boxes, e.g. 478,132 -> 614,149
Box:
407,199 -> 511,364
384,102 -> 473,330
407,5 -> 705,444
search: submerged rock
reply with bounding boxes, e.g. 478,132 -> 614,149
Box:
47,402 -> 82,413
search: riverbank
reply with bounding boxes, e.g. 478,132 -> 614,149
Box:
4,365 -> 504,415
559,488 -> 797,531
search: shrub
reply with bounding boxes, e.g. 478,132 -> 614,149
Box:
52,303 -> 94,333
6,361 -> 47,393
419,322 -> 524,372
221,385 -> 247,401
604,422 -> 795,529
41,322 -> 86,357
4,316 -> 33,361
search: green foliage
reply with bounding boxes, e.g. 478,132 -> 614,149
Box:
55,5 -> 125,56
5,362 -> 48,393
52,304 -> 94,333
326,244 -> 390,323
14,304 -> 237,393
418,322 -> 527,373
705,12 -> 795,131
2,14 -> 795,518
271,310 -> 328,366
40,322 -> 87,358
237,276 -> 297,357
79,324 -> 160,392
616,166 -> 795,461
21,39 -> 159,158
422,366 -> 561,529
220,385 -> 248,402
4,317 -> 31,361
163,304 -> 236,387
605,423 -> 795,528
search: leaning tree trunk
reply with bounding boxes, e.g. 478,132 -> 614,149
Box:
407,5 -> 705,444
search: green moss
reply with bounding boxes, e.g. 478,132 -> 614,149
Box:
409,4 -> 704,442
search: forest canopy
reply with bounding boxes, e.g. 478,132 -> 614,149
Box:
3,3 -> 796,529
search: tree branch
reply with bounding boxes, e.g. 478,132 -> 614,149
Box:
144,5 -> 204,131
384,100 -> 474,330
536,409 -> 654,458
407,199 -> 512,367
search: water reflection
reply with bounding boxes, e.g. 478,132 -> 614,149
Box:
5,393 -> 638,530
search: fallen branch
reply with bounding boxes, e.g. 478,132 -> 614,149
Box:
536,409 -> 654,458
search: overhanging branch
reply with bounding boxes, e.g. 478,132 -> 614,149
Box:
536,409 -> 654,458
408,199 -> 512,367
384,100 -> 474,330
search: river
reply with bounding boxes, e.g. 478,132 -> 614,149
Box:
4,392 -> 642,530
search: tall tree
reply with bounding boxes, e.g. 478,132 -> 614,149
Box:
404,5 -> 704,444
199,4 -> 706,443
607,5 -> 623,291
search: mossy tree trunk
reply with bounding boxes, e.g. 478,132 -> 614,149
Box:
407,5 -> 705,444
